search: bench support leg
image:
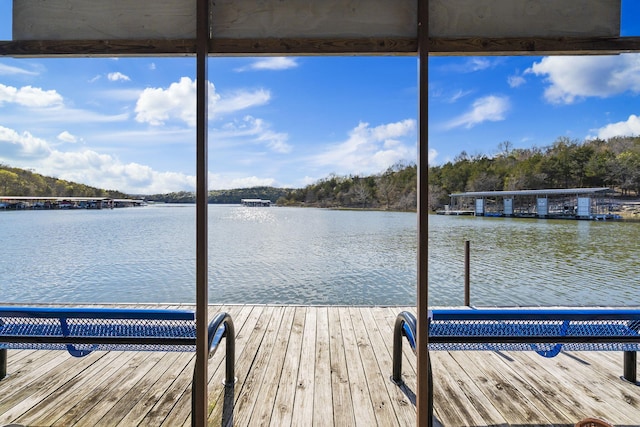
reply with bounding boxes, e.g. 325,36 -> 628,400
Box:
0,349 -> 6,380
623,351 -> 637,384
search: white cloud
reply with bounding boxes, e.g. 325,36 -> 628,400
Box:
107,72 -> 131,82
526,54 -> 640,104
135,77 -> 202,126
57,131 -> 78,143
311,119 -> 416,175
237,57 -> 299,72
45,149 -> 196,194
3,106 -> 129,125
508,74 -> 526,88
0,84 -> 63,108
0,63 -> 38,76
448,89 -> 472,103
0,125 -> 52,160
589,114 -> 640,140
134,77 -> 270,126
208,173 -> 276,190
217,116 -> 291,154
468,58 -> 492,72
439,58 -> 498,74
428,148 -> 438,164
212,89 -> 270,115
445,95 -> 510,129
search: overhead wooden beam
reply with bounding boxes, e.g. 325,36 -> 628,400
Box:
428,36 -> 640,56
208,37 -> 417,56
0,39 -> 197,57
3,37 -> 640,57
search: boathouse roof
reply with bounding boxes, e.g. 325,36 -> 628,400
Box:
450,187 -> 612,198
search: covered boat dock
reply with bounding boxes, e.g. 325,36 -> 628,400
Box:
445,188 -> 621,220
0,196 -> 145,210
240,198 -> 271,207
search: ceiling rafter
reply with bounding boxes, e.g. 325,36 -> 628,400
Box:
2,36 -> 640,57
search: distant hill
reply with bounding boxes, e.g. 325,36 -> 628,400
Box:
145,186 -> 292,204
0,164 -> 129,199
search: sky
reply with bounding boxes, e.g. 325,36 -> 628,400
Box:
1,2 -> 640,195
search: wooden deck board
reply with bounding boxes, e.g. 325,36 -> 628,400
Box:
339,306 -> 378,426
313,306 -> 333,427
2,304 -> 640,426
245,305 -> 293,426
269,306 -> 306,426
328,304 -> 356,426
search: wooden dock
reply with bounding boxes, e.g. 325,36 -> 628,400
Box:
1,304 -> 640,426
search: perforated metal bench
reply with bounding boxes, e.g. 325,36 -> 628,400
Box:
392,308 -> 640,420
0,306 -> 235,403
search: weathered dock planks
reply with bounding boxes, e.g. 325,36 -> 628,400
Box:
0,304 -> 639,426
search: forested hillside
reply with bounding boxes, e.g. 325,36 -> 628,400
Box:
429,136 -> 640,209
277,162 -> 417,210
0,164 -> 128,198
279,136 -> 640,211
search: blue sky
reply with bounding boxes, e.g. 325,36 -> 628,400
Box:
1,2 -> 640,194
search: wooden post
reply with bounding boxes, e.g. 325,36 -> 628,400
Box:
416,0 -> 431,426
464,240 -> 470,306
193,0 -> 209,425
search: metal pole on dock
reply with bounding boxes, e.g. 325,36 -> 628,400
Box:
417,1 -> 432,426
624,352 -> 637,383
0,349 -> 6,379
194,0 -> 209,424
465,240 -> 470,306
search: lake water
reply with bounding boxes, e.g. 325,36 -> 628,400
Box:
0,205 -> 638,306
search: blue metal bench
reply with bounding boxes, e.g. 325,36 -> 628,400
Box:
0,306 -> 235,409
392,308 -> 640,424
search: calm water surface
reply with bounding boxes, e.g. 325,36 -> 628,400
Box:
0,205 -> 637,306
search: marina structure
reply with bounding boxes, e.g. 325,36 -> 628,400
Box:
240,198 -> 271,207
441,187 -> 622,220
0,196 -> 146,210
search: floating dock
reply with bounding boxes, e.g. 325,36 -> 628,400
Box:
1,304 -> 639,426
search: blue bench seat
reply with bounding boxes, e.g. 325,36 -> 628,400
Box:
392,307 -> 640,427
393,308 -> 640,386
0,305 -> 235,392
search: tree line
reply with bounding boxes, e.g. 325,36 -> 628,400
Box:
145,187 -> 291,204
